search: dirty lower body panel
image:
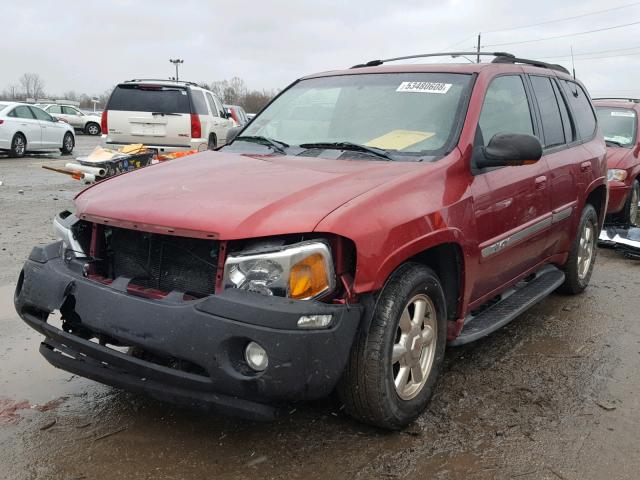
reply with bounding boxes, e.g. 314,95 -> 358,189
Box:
14,242 -> 363,420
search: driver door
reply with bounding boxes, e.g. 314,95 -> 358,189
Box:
470,74 -> 552,303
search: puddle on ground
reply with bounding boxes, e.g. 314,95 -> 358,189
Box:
0,283 -> 98,409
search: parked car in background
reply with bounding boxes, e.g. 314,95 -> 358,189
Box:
102,79 -> 235,153
594,98 -> 640,226
0,102 -> 74,157
224,104 -> 250,127
40,104 -> 102,136
15,53 -> 606,430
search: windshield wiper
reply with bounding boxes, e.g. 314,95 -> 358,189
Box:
605,139 -> 625,147
235,135 -> 289,154
298,142 -> 393,161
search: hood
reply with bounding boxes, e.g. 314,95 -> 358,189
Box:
606,146 -> 634,169
75,151 -> 422,239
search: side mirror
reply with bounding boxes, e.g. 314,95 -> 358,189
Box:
226,126 -> 242,143
52,117 -> 59,122
476,133 -> 542,168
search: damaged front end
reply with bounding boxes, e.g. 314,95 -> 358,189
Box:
14,212 -> 363,420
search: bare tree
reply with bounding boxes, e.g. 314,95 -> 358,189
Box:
19,73 -> 45,99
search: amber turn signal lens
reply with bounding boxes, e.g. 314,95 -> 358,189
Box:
289,253 -> 329,300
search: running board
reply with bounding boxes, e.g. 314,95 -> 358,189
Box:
449,265 -> 565,346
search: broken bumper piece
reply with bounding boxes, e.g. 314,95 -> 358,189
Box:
14,242 -> 363,420
599,226 -> 640,260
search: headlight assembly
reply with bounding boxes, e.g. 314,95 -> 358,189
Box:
607,169 -> 628,182
223,240 -> 335,300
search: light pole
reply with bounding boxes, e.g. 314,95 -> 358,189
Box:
169,58 -> 184,81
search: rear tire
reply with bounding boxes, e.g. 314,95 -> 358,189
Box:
10,133 -> 26,158
84,122 -> 101,136
207,134 -> 217,150
338,263 -> 447,430
60,132 -> 74,155
558,204 -> 598,295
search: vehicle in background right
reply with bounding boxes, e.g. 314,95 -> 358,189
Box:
594,98 -> 640,226
224,104 -> 250,127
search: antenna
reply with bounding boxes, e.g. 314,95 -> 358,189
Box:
570,46 -> 576,79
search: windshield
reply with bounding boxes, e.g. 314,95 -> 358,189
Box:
595,107 -> 637,147
242,73 -> 472,159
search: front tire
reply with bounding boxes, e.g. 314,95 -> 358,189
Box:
85,122 -> 101,136
559,204 -> 598,295
60,132 -> 74,155
10,133 -> 26,158
338,263 -> 447,429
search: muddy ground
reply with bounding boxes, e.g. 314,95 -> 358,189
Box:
0,136 -> 639,479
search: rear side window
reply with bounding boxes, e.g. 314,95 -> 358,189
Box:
30,106 -> 54,122
11,106 -> 35,119
48,105 -> 62,114
552,80 -> 574,143
559,80 -> 596,140
107,85 -> 190,114
190,89 -> 209,115
479,75 -> 534,145
530,76 -> 565,147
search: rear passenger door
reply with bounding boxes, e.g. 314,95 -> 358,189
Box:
470,74 -> 552,302
528,75 -> 581,254
205,92 -> 231,145
10,105 -> 42,148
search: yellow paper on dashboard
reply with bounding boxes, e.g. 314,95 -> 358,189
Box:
365,130 -> 435,150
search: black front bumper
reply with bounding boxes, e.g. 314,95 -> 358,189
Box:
14,242 -> 363,420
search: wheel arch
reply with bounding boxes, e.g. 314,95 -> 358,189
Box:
363,228 -> 466,322
585,183 -> 607,229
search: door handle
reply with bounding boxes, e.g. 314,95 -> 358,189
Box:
580,161 -> 592,172
535,175 -> 547,190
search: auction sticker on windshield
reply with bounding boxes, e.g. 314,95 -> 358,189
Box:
396,82 -> 452,94
611,111 -> 635,117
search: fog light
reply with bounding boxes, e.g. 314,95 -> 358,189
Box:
297,314 -> 332,329
244,341 -> 268,371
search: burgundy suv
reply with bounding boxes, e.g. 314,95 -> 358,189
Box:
15,52 -> 606,429
593,98 -> 640,225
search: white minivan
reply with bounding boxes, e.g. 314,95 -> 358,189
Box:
102,80 -> 235,152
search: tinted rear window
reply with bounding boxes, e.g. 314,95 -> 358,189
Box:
559,80 -> 597,141
107,84 -> 191,113
190,89 -> 209,115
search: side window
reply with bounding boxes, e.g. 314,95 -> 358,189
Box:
62,106 -> 78,115
552,80 -> 574,143
205,92 -> 219,117
190,90 -> 209,115
13,106 -> 35,119
213,95 -> 226,117
559,80 -> 596,140
478,75 -> 534,145
30,107 -> 54,122
48,105 -> 62,114
530,76 -> 565,148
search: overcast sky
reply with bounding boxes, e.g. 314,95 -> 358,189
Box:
4,0 -> 640,98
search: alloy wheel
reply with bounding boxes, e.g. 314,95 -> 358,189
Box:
577,220 -> 595,280
14,136 -> 25,155
392,293 -> 438,400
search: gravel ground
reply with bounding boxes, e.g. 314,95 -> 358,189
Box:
1,136 -> 639,479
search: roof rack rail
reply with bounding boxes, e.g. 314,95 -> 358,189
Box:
490,55 -> 570,75
125,78 -> 200,87
351,51 -> 514,68
592,97 -> 640,103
